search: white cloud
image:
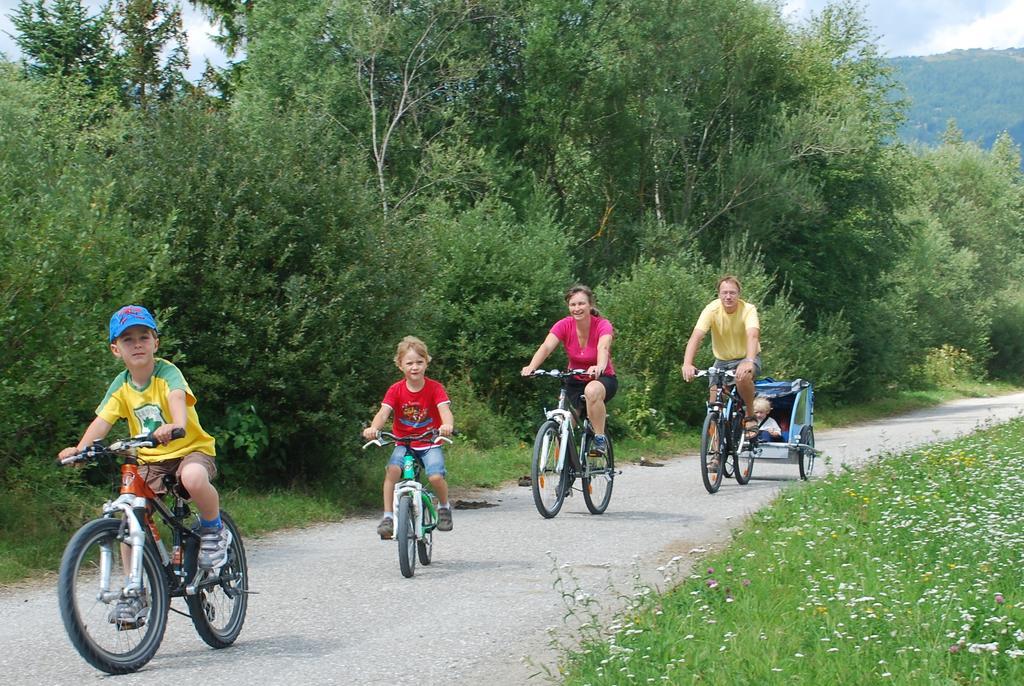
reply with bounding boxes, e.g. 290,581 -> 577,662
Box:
910,0 -> 1024,54
782,0 -> 1024,56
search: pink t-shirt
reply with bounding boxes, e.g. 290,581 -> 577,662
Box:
382,378 -> 451,448
549,316 -> 616,376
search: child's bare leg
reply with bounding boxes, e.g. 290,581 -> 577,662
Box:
382,465 -> 401,512
427,474 -> 448,505
180,463 -> 220,521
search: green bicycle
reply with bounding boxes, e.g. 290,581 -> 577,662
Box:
363,429 -> 451,578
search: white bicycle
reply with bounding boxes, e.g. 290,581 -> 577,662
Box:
527,369 -> 616,518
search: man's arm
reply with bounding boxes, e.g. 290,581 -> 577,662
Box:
681,328 -> 706,382
744,327 -> 760,363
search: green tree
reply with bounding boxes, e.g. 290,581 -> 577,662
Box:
11,0 -> 114,88
112,0 -> 189,108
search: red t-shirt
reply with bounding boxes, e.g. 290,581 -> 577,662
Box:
382,377 -> 451,448
549,316 -> 616,376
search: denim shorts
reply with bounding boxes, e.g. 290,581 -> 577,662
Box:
388,445 -> 446,477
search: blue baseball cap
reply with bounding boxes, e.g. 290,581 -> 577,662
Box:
109,305 -> 159,342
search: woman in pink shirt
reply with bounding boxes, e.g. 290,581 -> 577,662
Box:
521,284 -> 617,455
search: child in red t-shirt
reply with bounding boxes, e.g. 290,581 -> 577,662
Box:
363,336 -> 455,538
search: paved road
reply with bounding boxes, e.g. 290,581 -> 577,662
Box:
3,393 -> 1022,684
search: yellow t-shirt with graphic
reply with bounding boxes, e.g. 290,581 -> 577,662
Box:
694,299 -> 761,361
96,358 -> 216,464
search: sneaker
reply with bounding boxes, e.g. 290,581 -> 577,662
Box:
376,516 -> 394,539
437,507 -> 453,531
197,525 -> 232,570
589,434 -> 608,456
108,593 -> 148,630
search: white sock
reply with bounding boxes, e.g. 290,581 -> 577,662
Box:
382,512 -> 393,519
441,503 -> 451,510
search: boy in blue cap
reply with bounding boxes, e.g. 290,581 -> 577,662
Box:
58,306 -> 229,580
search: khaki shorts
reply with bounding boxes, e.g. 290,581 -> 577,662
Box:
138,452 -> 217,496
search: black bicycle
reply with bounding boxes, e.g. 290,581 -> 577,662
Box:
57,431 -> 248,674
695,368 -> 755,493
527,369 -> 616,518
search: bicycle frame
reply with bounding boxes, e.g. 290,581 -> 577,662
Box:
539,385 -> 580,477
705,369 -> 743,429
96,460 -> 220,598
391,451 -> 438,542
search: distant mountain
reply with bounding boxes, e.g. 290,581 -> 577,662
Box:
888,48 -> 1024,149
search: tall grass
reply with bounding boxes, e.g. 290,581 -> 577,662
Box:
559,418 -> 1024,685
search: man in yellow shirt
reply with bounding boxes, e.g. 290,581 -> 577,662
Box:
681,276 -> 761,439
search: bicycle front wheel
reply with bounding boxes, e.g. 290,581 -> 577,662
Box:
396,495 -> 417,578
733,412 -> 755,485
582,434 -> 614,514
418,495 -> 434,565
531,419 -> 568,518
700,414 -> 726,494
58,518 -> 170,674
187,511 -> 249,648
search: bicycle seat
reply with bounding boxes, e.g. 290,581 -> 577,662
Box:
162,474 -> 191,500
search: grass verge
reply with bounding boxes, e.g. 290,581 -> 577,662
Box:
558,417 -> 1024,685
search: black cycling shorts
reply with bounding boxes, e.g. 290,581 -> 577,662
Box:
562,374 -> 618,407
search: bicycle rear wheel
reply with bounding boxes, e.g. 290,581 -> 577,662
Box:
187,511 -> 249,648
798,427 -> 816,480
700,414 -> 726,494
531,419 -> 568,518
582,434 -> 614,514
58,518 -> 170,674
396,495 -> 417,578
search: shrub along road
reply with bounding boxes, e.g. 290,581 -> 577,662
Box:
3,393 -> 1023,684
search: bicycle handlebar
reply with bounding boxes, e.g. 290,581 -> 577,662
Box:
694,368 -> 738,380
527,368 -> 590,379
59,428 -> 187,466
361,428 -> 456,451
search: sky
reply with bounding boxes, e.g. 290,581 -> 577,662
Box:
0,1 -> 226,82
783,0 -> 1024,56
1,1 -> 1024,82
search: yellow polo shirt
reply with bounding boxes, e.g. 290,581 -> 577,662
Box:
695,299 -> 760,361
96,358 -> 216,463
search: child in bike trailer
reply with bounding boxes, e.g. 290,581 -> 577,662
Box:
752,396 -> 783,442
363,336 -> 456,539
57,306 -> 228,624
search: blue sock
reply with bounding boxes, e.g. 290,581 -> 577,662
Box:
199,515 -> 222,529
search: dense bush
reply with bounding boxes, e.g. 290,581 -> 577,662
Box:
2,0 -> 1023,497
422,194 -> 573,430
0,69 -> 154,478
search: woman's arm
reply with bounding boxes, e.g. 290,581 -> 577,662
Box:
521,333 -> 561,375
591,333 -> 612,377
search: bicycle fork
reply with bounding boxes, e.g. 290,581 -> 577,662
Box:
97,495 -> 151,602
541,410 -> 574,475
392,481 -> 424,539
